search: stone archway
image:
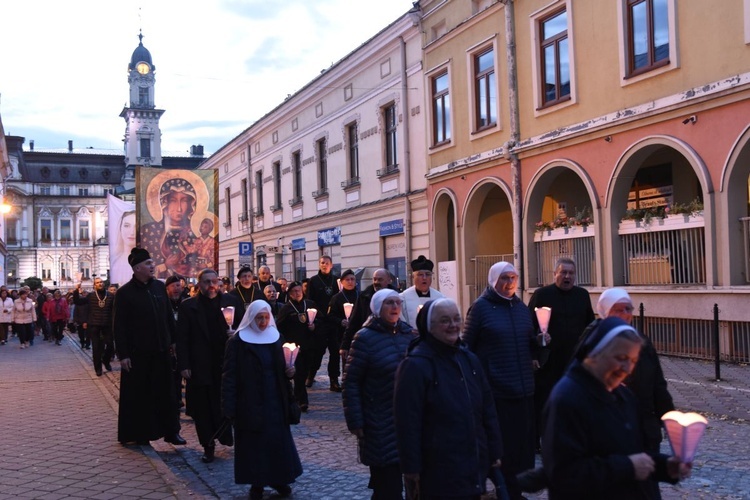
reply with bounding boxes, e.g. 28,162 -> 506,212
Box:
720,125 -> 750,285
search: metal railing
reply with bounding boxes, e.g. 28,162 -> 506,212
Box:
535,235 -> 596,286
621,227 -> 705,285
469,254 -> 514,303
645,315 -> 750,364
742,217 -> 750,283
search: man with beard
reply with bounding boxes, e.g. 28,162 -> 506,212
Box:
306,255 -> 341,391
176,269 -> 238,463
399,255 -> 445,330
75,278 -> 115,376
230,265 -> 262,311
528,257 -> 595,448
114,248 -> 185,446
340,268 -> 395,358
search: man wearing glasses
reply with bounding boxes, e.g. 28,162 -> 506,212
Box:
399,255 -> 445,330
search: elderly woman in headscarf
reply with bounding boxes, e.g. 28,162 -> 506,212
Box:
542,317 -> 690,499
394,298 -> 504,500
462,261 -> 538,500
343,288 -> 415,499
222,301 -> 302,500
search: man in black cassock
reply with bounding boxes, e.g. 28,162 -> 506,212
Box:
176,268 -> 241,463
114,248 -> 186,446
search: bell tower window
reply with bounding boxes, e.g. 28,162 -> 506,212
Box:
139,87 -> 149,106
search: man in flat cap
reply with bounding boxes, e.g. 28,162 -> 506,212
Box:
113,248 -> 185,446
399,255 -> 445,330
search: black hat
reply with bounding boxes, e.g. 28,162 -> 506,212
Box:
341,269 -> 355,279
128,248 -> 151,267
237,265 -> 253,279
411,255 -> 434,272
165,275 -> 180,288
287,281 -> 303,292
221,276 -> 231,284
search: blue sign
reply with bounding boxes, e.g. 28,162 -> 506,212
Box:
379,219 -> 404,237
239,242 -> 253,256
317,226 -> 342,247
291,238 -> 306,251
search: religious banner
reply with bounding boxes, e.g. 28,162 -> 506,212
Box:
136,167 -> 219,280
107,194 -> 136,286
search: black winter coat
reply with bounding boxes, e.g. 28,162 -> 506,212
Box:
394,335 -> 503,497
276,299 -> 318,349
463,288 -> 536,399
542,361 -> 677,499
342,318 -> 415,467
113,277 -> 174,359
73,288 -> 114,328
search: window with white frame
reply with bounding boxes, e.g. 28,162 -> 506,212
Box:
40,219 -> 52,241
474,47 -> 497,130
60,220 -> 72,241
384,104 -> 398,171
256,170 -> 265,215
80,256 -> 91,279
347,123 -> 359,183
41,261 -> 52,280
79,220 -> 90,241
241,178 -> 249,219
432,71 -> 451,145
273,162 -> 282,210
292,151 -> 302,204
317,138 -> 328,192
539,8 -> 570,107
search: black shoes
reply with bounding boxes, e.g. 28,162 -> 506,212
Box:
201,445 -> 215,463
103,360 -> 112,372
305,377 -> 314,388
299,404 -> 309,413
249,486 -> 264,500
329,381 -> 342,392
95,369 -> 103,377
164,433 -> 187,445
272,484 -> 292,497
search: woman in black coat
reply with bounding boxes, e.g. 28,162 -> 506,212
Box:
343,288 -> 415,499
394,298 -> 503,500
222,301 -> 302,500
542,317 -> 690,499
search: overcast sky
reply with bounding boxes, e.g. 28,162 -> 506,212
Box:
0,0 -> 414,156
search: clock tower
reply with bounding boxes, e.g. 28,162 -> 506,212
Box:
120,31 -> 164,189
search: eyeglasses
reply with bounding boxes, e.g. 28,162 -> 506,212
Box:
415,272 -> 433,279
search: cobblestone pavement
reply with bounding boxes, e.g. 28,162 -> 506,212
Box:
3,331 -> 750,499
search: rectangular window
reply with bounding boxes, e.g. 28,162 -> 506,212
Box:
475,48 -> 497,129
6,217 -> 17,244
225,186 -> 232,226
60,220 -> 71,241
347,123 -> 359,181
79,220 -> 90,240
40,219 -> 52,241
292,151 -> 302,203
626,0 -> 669,77
273,162 -> 282,210
432,71 -> 451,144
139,87 -> 149,106
384,104 -> 397,169
80,260 -> 91,279
317,139 -> 328,191
540,9 -> 570,106
60,261 -> 71,281
78,188 -> 88,196
60,187 -> 70,196
255,170 -> 264,215
40,186 -> 51,196
140,138 -> 151,159
241,178 -> 249,218
41,263 -> 51,280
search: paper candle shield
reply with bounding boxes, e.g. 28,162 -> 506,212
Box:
222,306 -> 235,329
306,308 -> 317,324
282,343 -> 298,367
535,307 -> 551,333
343,303 -> 354,319
661,410 -> 708,463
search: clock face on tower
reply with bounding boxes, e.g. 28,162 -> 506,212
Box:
136,62 -> 150,75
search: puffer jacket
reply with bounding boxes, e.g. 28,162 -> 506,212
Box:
342,317 -> 415,467
13,297 -> 37,324
0,297 -> 14,323
462,287 -> 536,399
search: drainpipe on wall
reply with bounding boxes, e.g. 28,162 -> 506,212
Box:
500,0 -> 523,293
400,35 -> 413,289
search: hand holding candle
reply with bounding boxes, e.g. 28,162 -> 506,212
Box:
282,343 -> 299,368
535,306 -> 551,346
222,306 -> 235,334
343,303 -> 354,320
307,308 -> 317,325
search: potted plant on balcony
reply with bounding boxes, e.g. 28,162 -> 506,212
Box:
671,198 -> 704,222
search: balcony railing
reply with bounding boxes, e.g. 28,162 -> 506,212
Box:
619,215 -> 705,285
469,254 -> 514,303
534,226 -> 596,286
312,188 -> 328,199
341,177 -> 360,189
288,196 -> 303,207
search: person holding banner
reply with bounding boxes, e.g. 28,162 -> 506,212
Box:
222,300 -> 301,500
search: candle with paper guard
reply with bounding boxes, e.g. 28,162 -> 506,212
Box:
343,303 -> 354,319
535,307 -> 551,346
222,306 -> 235,330
282,343 -> 299,367
307,308 -> 317,325
661,410 -> 708,463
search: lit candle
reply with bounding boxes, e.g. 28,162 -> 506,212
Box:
282,342 -> 299,367
222,306 -> 235,331
343,303 -> 354,319
306,308 -> 317,325
535,306 -> 551,346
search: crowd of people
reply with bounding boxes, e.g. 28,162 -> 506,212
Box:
3,251 -> 695,499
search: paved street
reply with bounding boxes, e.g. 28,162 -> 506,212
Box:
2,330 -> 750,499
